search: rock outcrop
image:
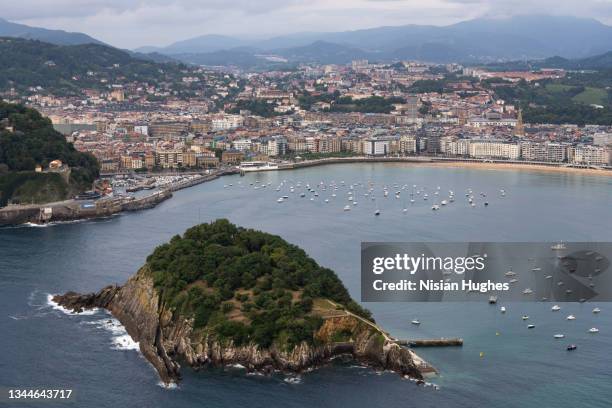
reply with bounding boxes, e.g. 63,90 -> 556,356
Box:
54,268 -> 426,384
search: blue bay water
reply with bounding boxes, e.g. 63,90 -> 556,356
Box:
1,163 -> 611,408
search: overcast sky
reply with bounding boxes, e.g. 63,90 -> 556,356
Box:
5,0 -> 612,49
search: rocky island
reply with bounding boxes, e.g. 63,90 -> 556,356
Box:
54,219 -> 431,384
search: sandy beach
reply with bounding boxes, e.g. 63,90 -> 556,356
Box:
424,161 -> 612,177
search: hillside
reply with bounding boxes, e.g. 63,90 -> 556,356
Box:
0,17 -> 103,46
54,220 -> 427,384
0,37 -> 187,95
0,102 -> 99,206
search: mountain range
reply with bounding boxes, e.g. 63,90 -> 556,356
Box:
134,15 -> 612,66
3,15 -> 612,67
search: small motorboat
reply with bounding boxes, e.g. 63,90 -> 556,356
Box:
522,288 -> 533,295
374,209 -> 380,216
522,315 -> 529,320
554,334 -> 565,339
505,270 -> 516,277
588,327 -> 599,333
566,315 -> 576,320
277,198 -> 284,203
411,320 -> 421,325
551,305 -> 561,311
343,205 -> 351,211
488,295 -> 498,304
566,344 -> 577,351
500,306 -> 506,313
593,308 -> 601,313
527,324 -> 535,329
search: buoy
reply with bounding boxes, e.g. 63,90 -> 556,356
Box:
479,352 -> 485,358
495,332 -> 500,336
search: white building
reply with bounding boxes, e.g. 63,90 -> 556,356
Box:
232,139 -> 252,152
399,135 -> 417,154
593,133 -> 612,147
211,115 -> 243,131
569,145 -> 610,166
469,140 -> 520,160
267,136 -> 288,157
364,139 -> 390,156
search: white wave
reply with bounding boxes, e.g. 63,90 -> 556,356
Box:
85,317 -> 124,335
17,216 -> 118,229
23,222 -> 50,228
84,314 -> 140,352
157,381 -> 178,390
46,294 -> 99,315
229,363 -> 246,369
283,376 -> 302,385
111,334 -> 140,351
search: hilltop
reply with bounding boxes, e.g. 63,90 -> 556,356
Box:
0,17 -> 103,46
54,220 -> 427,384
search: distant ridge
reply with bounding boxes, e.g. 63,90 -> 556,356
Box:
136,15 -> 612,67
0,17 -> 104,46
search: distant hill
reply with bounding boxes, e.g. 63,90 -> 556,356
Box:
136,34 -> 248,54
0,37 -> 186,94
145,15 -> 612,67
0,18 -> 104,46
542,52 -> 612,70
482,51 -> 612,71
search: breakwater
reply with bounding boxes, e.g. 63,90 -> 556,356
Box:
0,190 -> 171,226
0,169 -> 240,227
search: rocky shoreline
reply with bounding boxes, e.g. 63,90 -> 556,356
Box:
53,268 -> 427,385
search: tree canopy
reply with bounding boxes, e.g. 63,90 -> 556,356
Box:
147,219 -> 372,350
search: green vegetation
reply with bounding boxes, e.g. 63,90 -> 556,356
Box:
489,79 -> 612,125
228,99 -> 285,117
408,79 -> 453,94
146,219 -> 372,350
0,172 -> 68,205
329,96 -> 405,114
572,87 -> 608,106
0,101 -> 99,205
298,91 -> 404,114
0,37 -> 189,95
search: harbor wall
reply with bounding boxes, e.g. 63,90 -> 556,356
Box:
0,190 -> 172,226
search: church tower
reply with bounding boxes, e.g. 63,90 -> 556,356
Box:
514,109 -> 525,137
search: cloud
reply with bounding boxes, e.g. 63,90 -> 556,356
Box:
6,0 -> 612,48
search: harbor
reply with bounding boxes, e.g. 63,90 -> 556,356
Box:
0,169 -> 238,226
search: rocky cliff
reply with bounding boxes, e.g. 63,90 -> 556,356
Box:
54,267 -> 426,385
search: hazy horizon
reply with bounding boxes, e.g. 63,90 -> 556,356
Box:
3,0 -> 612,49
